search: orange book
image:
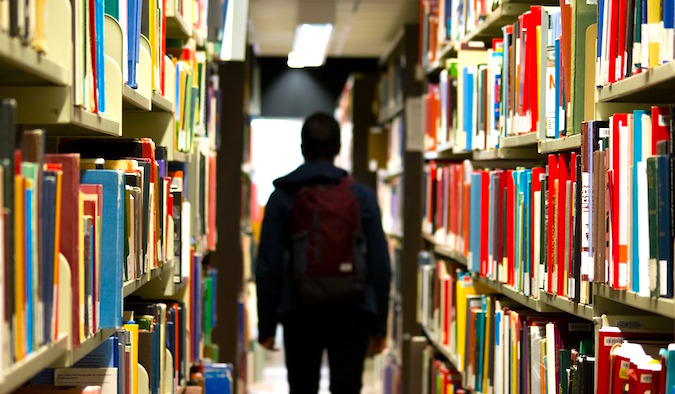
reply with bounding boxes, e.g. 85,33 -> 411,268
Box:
14,175 -> 25,360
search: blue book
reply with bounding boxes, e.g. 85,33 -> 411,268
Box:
42,172 -> 57,344
218,0 -> 230,41
656,155 -> 673,297
127,0 -> 141,88
25,186 -> 34,354
632,111 -> 645,292
75,336 -> 117,367
81,170 -> 126,328
597,0 -> 605,86
524,170 -> 532,295
664,0 -> 674,34
96,0 -> 105,112
470,173 -> 482,272
463,67 -> 475,150
667,346 -> 675,393
204,363 -> 233,394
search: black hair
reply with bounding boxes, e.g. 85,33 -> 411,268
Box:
301,112 -> 341,161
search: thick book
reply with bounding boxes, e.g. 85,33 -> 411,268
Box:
81,170 -> 126,328
44,153 -> 82,346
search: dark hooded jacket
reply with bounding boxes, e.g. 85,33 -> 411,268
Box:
255,161 -> 391,342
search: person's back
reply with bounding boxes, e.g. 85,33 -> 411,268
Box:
256,113 -> 391,394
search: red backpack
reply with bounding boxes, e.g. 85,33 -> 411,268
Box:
291,176 -> 367,304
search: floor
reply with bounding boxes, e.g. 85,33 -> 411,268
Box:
247,341 -> 382,394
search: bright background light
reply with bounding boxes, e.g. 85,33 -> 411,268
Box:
287,23 -> 333,68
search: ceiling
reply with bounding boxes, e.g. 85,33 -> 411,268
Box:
248,0 -> 420,58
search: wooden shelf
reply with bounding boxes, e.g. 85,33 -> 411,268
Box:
173,151 -> 191,163
473,149 -> 499,161
386,230 -> 404,240
472,275 -> 558,313
123,261 -> 174,298
53,328 -> 118,368
539,292 -> 594,321
433,246 -> 468,266
500,132 -> 537,148
422,325 -> 461,371
0,335 -> 69,394
424,143 -> 473,161
598,62 -> 675,103
380,166 -> 404,181
152,92 -> 174,112
460,2 -> 531,44
593,284 -> 675,319
378,103 -> 405,124
166,13 -> 192,40
538,134 -> 582,153
123,85 -> 152,111
0,32 -> 69,86
68,108 -> 122,136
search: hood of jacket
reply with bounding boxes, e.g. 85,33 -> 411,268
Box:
273,161 -> 348,191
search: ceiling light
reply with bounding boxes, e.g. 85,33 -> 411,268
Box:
287,23 -> 333,68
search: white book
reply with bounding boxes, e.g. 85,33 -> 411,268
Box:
530,325 -> 546,394
55,368 -> 118,394
545,323 -> 557,394
493,303 -> 503,394
533,189 -> 541,295
619,118 -> 629,288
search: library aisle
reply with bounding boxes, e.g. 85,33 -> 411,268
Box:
248,346 -> 381,394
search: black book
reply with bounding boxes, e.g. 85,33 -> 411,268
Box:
0,100 -> 15,362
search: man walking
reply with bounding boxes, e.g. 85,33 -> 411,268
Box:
256,112 -> 391,394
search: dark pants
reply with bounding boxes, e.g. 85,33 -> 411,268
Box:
282,308 -> 371,394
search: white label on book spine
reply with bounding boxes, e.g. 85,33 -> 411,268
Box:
660,260 -> 668,296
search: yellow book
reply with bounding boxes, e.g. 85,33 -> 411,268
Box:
14,175 -> 25,360
52,169 -> 63,341
455,272 -> 476,371
482,297 -> 492,392
32,0 -> 46,52
78,191 -> 85,342
647,0 -> 661,68
123,323 -> 140,394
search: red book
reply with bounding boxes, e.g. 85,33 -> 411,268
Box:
607,0 -> 619,83
651,106 -> 671,154
498,170 -> 507,282
436,164 -> 444,233
44,153 -> 81,346
628,364 -> 654,394
616,0 -> 628,80
89,0 -> 98,113
611,114 -> 629,289
464,181 -> 471,257
528,7 -> 543,132
547,155 -> 558,294
480,171 -> 490,276
506,171 -> 515,286
557,153 -> 570,295
80,184 -> 102,334
450,165 -> 458,248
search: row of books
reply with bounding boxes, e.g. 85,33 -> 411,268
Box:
73,0 -> 107,114
419,258 -> 599,393
596,0 -> 675,86
0,102 -> 216,374
171,44 -> 207,154
420,353 -> 462,394
418,0 -> 502,70
377,56 -> 404,121
423,4 -> 597,152
423,105 -> 675,301
0,0 -> 48,51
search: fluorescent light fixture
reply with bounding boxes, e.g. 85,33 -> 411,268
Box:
287,23 -> 333,68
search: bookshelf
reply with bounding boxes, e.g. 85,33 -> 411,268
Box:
597,61 -> 675,103
415,0 -> 675,388
0,0 -> 231,392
